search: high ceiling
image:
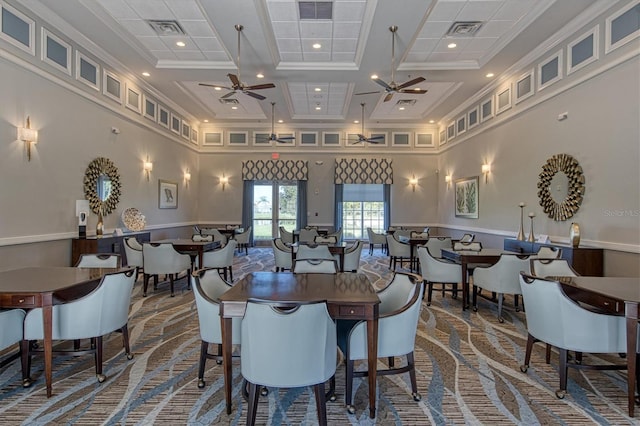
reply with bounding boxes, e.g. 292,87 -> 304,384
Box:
23,0 -> 598,125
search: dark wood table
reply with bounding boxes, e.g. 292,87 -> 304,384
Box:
291,242 -> 348,272
552,276 -> 640,416
154,239 -> 220,269
0,266 -> 126,397
219,272 -> 380,418
441,248 -> 514,310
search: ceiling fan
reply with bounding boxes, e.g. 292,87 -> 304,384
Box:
346,103 -> 385,144
199,24 -> 275,101
257,102 -> 296,144
356,25 -> 427,102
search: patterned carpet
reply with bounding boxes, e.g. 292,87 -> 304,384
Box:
0,247 -> 636,425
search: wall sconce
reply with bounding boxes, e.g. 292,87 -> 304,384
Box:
143,158 -> 153,181
445,174 -> 452,187
481,163 -> 491,183
409,175 -> 418,192
220,174 -> 229,191
18,116 -> 38,161
184,169 -> 191,183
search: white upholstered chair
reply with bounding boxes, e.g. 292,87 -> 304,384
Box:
459,233 -> 475,243
326,228 -> 342,242
417,246 -> 461,304
366,227 -> 387,255
410,231 -> 429,239
293,258 -> 338,274
295,244 -> 333,261
314,235 -> 337,244
21,269 -> 136,386
342,240 -> 364,272
123,237 -> 144,278
192,234 -> 213,242
386,234 -> 411,270
75,253 -> 121,268
424,236 -> 452,258
272,238 -> 292,272
142,243 -> 191,297
530,258 -> 577,278
0,309 -> 26,376
191,268 -> 241,388
202,240 -> 237,282
279,226 -> 294,245
453,241 -> 482,251
339,272 -> 424,413
472,254 -> 532,322
518,273 -> 639,399
234,226 -> 252,255
202,228 -> 227,245
298,228 -> 319,243
240,300 -> 336,425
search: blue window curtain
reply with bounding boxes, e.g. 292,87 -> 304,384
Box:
297,180 -> 307,229
383,184 -> 390,230
334,184 -> 343,232
242,180 -> 254,246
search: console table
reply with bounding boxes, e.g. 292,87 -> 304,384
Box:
71,231 -> 151,266
503,238 -> 603,276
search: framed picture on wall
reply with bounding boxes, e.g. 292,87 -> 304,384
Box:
455,176 -> 479,219
158,180 -> 178,209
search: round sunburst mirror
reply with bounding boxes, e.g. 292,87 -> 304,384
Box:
537,153 -> 585,221
83,157 -> 121,216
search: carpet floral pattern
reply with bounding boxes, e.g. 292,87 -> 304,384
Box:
0,247 -> 636,425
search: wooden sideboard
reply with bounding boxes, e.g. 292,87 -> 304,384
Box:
503,238 -> 603,276
71,231 -> 151,266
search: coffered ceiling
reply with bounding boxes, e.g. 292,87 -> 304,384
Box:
21,0 -> 598,125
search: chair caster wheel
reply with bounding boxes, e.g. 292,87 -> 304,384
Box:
260,387 -> 269,396
520,365 -> 528,373
216,359 -> 223,365
143,293 -> 147,297
515,308 -> 521,312
347,405 -> 356,415
197,379 -> 205,389
498,317 -> 505,323
329,393 -> 337,402
473,307 -> 478,312
126,353 -> 134,360
171,293 -> 175,297
555,390 -> 566,399
97,374 -> 107,383
412,392 -> 422,401
22,378 -> 32,388
426,302 -> 431,306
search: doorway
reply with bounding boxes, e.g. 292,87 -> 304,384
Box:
253,181 -> 298,241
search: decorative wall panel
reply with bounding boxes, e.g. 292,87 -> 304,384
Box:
334,158 -> 393,184
242,160 -> 308,181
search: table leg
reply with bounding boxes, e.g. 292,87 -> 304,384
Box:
366,317 -> 379,418
221,316 -> 233,415
339,253 -> 345,272
42,299 -> 53,397
461,262 -> 469,310
625,302 -> 638,417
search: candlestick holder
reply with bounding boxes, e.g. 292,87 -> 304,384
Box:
527,214 -> 535,242
516,203 -> 525,241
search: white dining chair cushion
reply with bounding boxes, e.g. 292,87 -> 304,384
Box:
125,237 -> 143,250
192,234 -> 213,242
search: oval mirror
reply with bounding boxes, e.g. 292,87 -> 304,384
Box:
537,153 -> 585,221
83,157 -> 121,215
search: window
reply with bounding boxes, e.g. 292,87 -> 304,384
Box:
538,50 -> 562,91
42,29 -> 71,75
342,184 -> 385,240
568,27 -> 599,75
300,132 -> 318,146
606,2 -> 640,53
76,52 -> 100,90
1,3 -> 35,55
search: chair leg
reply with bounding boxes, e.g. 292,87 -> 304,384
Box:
407,352 -> 421,401
143,274 -> 150,297
497,293 -> 504,323
121,324 -> 133,360
388,356 -> 395,367
472,285 -> 478,310
345,359 -> 354,408
514,294 -> 520,311
521,333 -> 535,372
427,281 -> 434,306
20,340 -> 31,387
153,275 -> 159,290
546,344 -> 552,364
229,266 -> 233,282
198,341 -> 208,388
96,336 -> 106,383
246,381 -> 260,426
557,348 -> 568,398
313,382 -> 328,425
169,275 -> 175,297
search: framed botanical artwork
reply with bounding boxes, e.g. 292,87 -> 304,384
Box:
456,115 -> 466,136
606,1 -> 640,54
439,129 -> 446,145
455,176 -> 479,219
158,105 -> 170,128
253,131 -> 272,146
538,50 -> 562,91
446,122 -> 455,141
191,128 -> 198,145
158,180 -> 178,209
228,131 -> 248,146
299,132 -> 318,146
567,26 -> 599,75
468,106 -> 479,129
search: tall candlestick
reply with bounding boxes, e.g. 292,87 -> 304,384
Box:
527,212 -> 535,242
516,202 -> 526,240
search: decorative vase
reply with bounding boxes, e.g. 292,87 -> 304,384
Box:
96,210 -> 104,237
516,203 -> 525,241
527,213 -> 536,243
570,222 -> 580,248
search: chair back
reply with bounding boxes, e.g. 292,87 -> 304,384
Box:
424,236 -> 452,258
298,228 -> 319,243
536,246 -> 562,259
386,234 -> 410,257
295,244 -> 333,260
530,258 -> 578,277
459,233 -> 475,243
0,309 -> 25,351
193,225 -> 201,235
453,241 -> 482,251
272,238 -> 293,271
123,237 -> 144,268
143,243 -> 191,275
394,229 -> 412,241
473,254 -> 531,294
417,246 -> 461,283
192,234 -> 213,242
125,237 -> 143,250
314,235 -> 337,244
293,258 -> 338,274
191,268 -> 240,344
410,231 -> 429,239
235,226 -> 252,244
76,254 -> 121,268
377,272 -> 420,315
367,228 -> 386,245
326,228 -> 342,242
202,240 -> 237,268
201,228 -> 227,245
343,240 -> 364,272
240,300 -> 337,387
279,226 -> 294,244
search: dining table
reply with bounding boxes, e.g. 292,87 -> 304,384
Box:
154,239 -> 220,270
0,266 -> 129,397
291,241 -> 348,272
219,271 -> 381,418
550,275 -> 640,417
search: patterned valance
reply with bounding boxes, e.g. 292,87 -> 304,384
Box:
242,160 -> 308,181
334,158 -> 393,184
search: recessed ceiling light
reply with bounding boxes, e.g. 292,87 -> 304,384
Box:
429,120 -> 435,124
447,43 -> 457,49
176,41 -> 186,47
413,87 -> 421,91
354,120 -> 359,124
231,106 -> 238,110
486,72 -> 494,78
142,72 -> 150,77
256,73 -> 264,79
278,119 -> 283,123
312,43 -> 321,49
314,87 -> 321,92
315,106 -> 321,110
399,107 -> 405,111
370,74 -> 378,80
214,87 -> 222,91
204,119 -> 209,123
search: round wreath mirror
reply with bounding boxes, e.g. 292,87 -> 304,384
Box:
83,157 -> 121,215
537,153 -> 585,221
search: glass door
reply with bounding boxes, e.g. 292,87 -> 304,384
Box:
253,182 -> 297,241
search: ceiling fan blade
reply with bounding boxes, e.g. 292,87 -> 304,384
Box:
245,83 -> 276,90
220,91 -> 236,99
354,91 -> 381,96
398,88 -> 428,94
227,73 -> 241,88
244,91 -> 266,100
396,76 -> 426,90
365,139 -> 384,144
367,135 -> 385,140
383,92 -> 394,102
199,83 -> 232,90
276,138 -> 294,143
372,77 -> 393,91
276,136 -> 295,140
